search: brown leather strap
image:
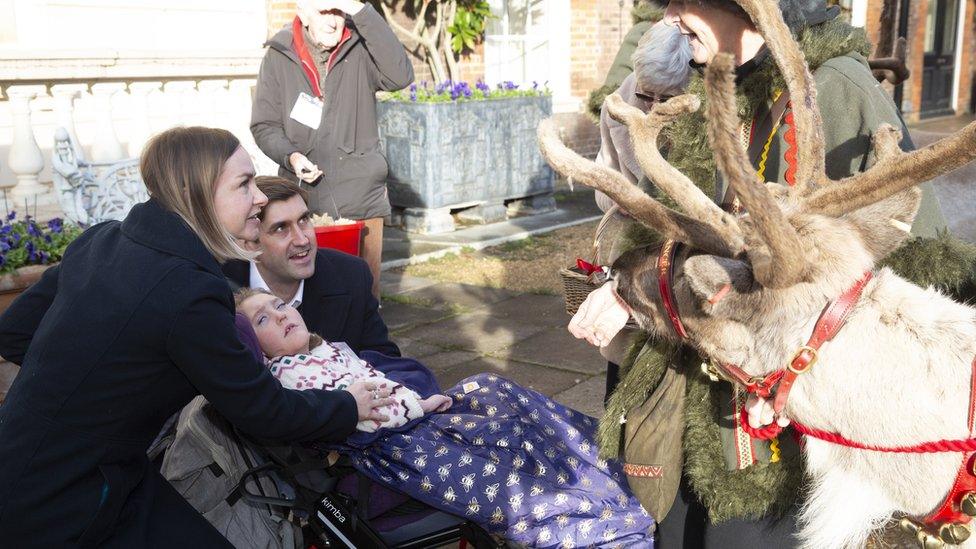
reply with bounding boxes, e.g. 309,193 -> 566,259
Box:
721,90 -> 792,210
771,272 -> 874,415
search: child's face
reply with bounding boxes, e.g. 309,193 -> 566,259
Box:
240,293 -> 311,358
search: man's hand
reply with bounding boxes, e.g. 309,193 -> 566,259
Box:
347,380 -> 395,422
568,283 -> 631,348
289,152 -> 323,183
420,394 -> 453,413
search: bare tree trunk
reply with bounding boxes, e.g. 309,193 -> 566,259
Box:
441,1 -> 461,81
876,0 -> 899,57
379,0 -> 448,82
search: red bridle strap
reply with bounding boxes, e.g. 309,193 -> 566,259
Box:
718,271 -> 873,417
657,240 -> 688,339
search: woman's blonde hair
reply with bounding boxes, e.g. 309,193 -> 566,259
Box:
140,126 -> 255,263
234,287 -> 323,353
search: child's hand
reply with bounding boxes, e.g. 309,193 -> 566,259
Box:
420,394 -> 453,413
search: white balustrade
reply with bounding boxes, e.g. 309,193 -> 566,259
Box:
7,85 -> 48,202
126,82 -> 162,157
90,83 -> 127,162
0,52 -> 275,220
51,84 -> 87,161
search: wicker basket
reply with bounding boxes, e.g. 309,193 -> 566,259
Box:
559,264 -> 606,316
560,205 -> 638,329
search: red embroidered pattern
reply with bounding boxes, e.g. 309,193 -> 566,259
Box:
782,108 -> 798,186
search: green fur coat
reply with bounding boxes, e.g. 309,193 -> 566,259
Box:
598,19 -> 976,523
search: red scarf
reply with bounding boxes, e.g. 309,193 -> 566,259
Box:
291,16 -> 352,98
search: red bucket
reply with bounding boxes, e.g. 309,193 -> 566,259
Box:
314,221 -> 365,256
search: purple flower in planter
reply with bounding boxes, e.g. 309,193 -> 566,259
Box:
39,251 -> 49,264
0,225 -> 11,236
47,218 -> 63,234
532,81 -> 538,90
11,233 -> 20,245
6,211 -> 15,221
475,80 -> 490,96
26,221 -> 41,238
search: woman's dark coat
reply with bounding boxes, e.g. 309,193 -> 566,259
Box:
0,199 -> 358,547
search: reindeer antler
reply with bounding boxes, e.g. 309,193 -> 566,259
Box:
536,119 -> 744,258
735,0 -> 827,195
705,54 -> 809,287
604,94 -> 743,238
803,123 -> 976,217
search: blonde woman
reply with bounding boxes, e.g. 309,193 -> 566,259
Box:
0,127 -> 394,547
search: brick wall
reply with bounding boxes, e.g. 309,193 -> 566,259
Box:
267,0 -> 296,37
864,0 -> 975,121
569,0 -> 635,102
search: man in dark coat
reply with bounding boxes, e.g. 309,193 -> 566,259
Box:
251,0 -> 414,300
223,176 -> 400,358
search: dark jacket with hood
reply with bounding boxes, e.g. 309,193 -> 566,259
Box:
0,199 -> 358,547
251,4 -> 414,220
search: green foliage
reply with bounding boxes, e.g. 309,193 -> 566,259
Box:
447,1 -> 492,53
382,80 -> 551,103
0,214 -> 82,274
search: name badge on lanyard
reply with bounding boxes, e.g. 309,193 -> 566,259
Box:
290,92 -> 323,130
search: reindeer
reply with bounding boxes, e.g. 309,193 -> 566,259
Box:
537,0 -> 976,547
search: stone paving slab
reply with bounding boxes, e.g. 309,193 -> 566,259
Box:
435,356 -> 583,396
392,337 -> 443,360
378,301 -> 452,333
379,272 -> 441,297
395,309 -> 548,355
494,326 -> 607,375
552,375 -> 607,419
480,293 -> 571,329
395,283 -> 517,312
417,350 -> 482,375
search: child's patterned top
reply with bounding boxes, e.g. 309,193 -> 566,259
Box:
269,342 -> 424,432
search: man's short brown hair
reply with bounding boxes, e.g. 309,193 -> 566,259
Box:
254,176 -> 309,220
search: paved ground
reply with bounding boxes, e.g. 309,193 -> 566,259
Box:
379,271 -> 608,419
380,187 -> 602,269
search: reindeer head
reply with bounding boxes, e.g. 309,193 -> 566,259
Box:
538,0 -> 976,373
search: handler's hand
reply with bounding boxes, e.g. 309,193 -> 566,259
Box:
745,395 -> 791,429
569,283 -> 631,348
288,152 -> 323,183
347,380 -> 395,422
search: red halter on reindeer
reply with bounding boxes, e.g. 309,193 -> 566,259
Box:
537,0 -> 976,546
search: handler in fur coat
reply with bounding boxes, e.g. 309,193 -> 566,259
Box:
578,0 -> 976,547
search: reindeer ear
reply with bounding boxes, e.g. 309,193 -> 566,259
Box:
682,254 -> 755,316
843,187 -> 921,261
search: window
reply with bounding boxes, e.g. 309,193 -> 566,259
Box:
484,0 -> 572,109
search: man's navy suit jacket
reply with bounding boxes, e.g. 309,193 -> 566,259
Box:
223,249 -> 399,357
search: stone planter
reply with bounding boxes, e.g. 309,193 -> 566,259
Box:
377,95 -> 556,233
0,264 -> 51,404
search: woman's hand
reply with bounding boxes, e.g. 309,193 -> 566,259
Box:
420,394 -> 453,413
347,381 -> 395,422
568,283 -> 631,348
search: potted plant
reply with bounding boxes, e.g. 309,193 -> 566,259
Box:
0,213 -> 82,315
377,80 -> 555,233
